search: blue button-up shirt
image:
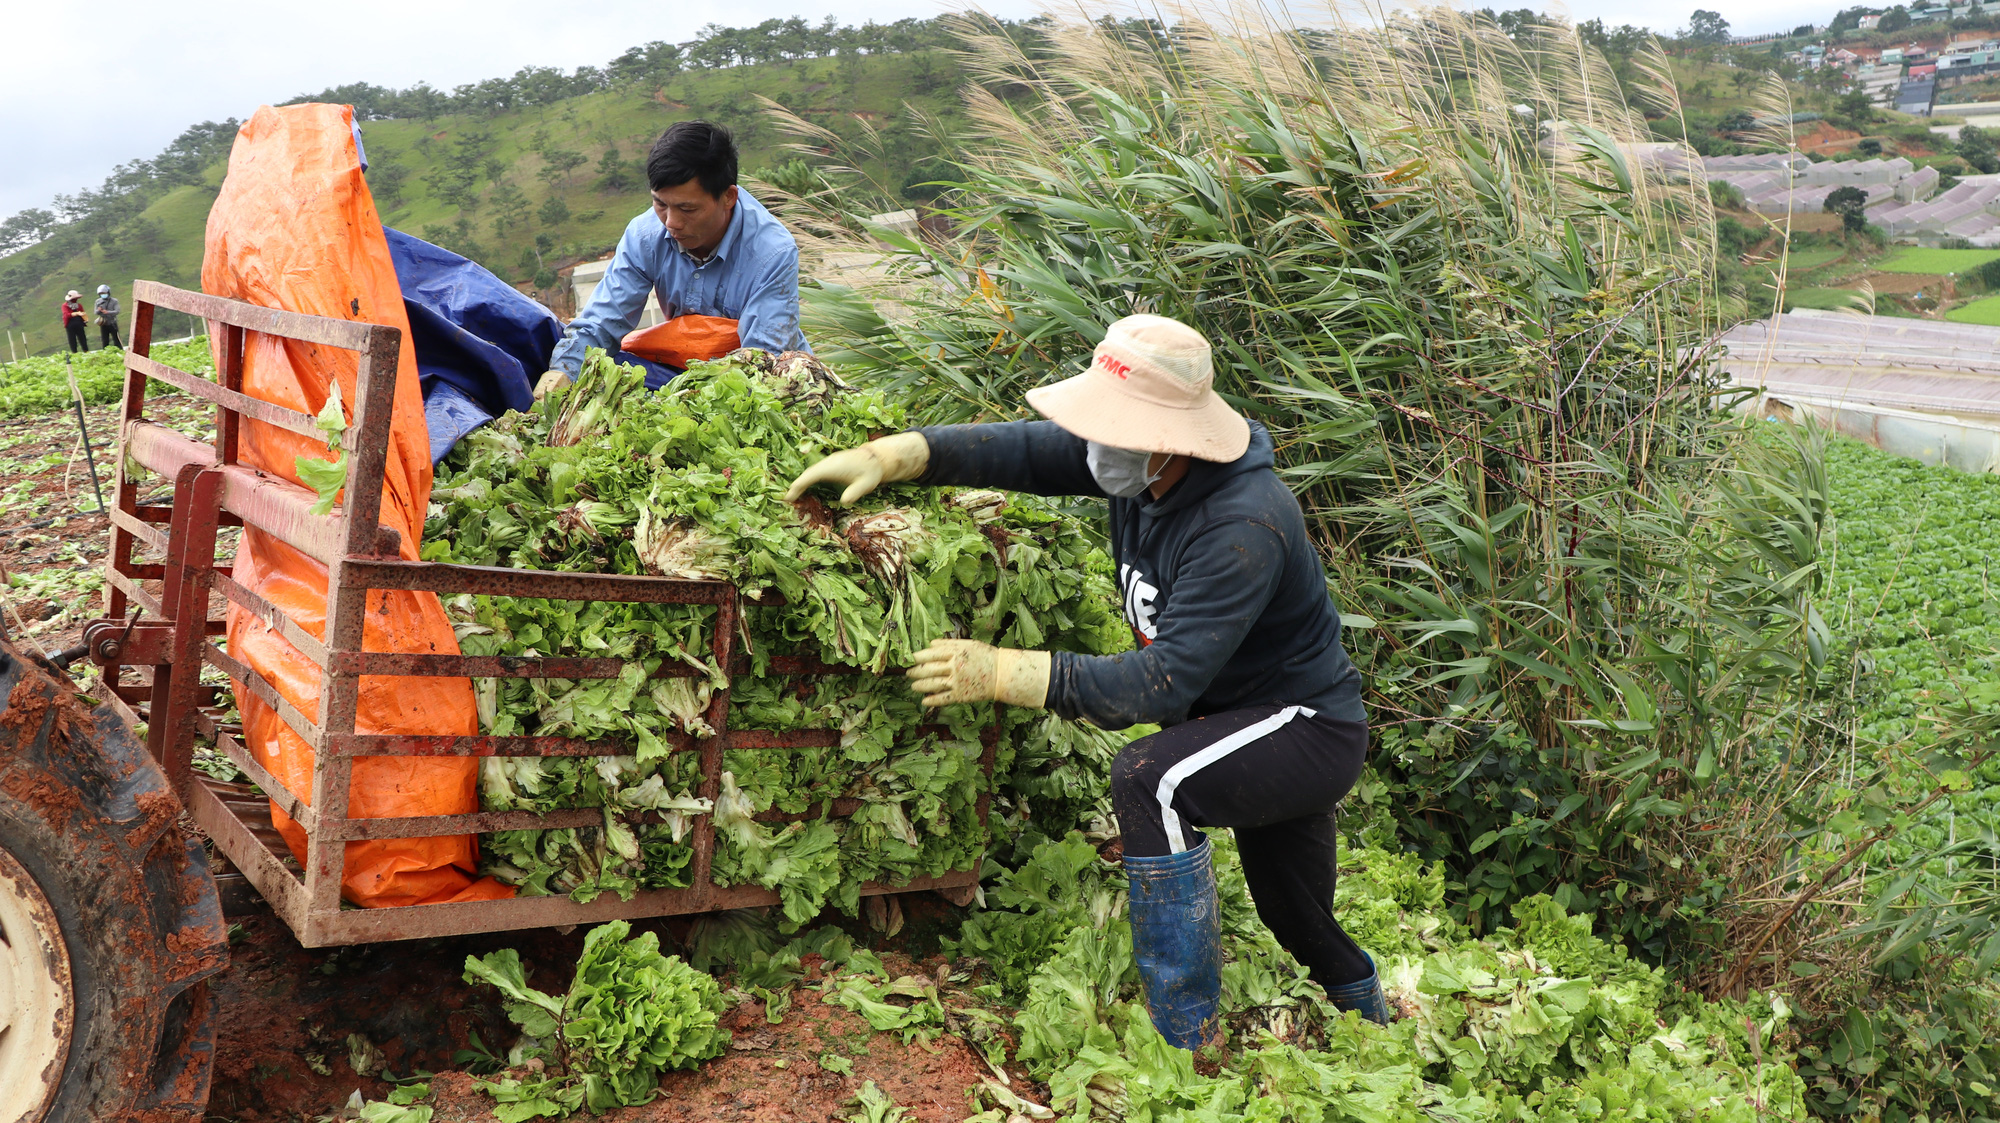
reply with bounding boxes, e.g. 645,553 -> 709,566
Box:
549,188 -> 807,374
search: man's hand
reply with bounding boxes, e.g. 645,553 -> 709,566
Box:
784,432 -> 930,505
533,369 -> 572,400
906,639 -> 1050,708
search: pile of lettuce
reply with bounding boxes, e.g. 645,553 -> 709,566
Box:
942,833 -> 1810,1123
425,347 -> 1133,919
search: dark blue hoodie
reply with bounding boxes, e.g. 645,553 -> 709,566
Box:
915,420 -> 1366,730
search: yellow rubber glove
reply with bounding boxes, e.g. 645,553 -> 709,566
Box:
906,639 -> 1051,709
532,369 -> 572,400
785,432 -> 930,505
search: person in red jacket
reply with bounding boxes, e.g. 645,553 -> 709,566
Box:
60,291 -> 88,353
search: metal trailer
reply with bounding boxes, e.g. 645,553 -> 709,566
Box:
90,279 -> 992,946
0,278 -> 995,1121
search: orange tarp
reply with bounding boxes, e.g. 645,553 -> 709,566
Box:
201,104 -> 509,908
621,314 -> 740,368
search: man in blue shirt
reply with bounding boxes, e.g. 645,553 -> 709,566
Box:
537,121 -> 806,395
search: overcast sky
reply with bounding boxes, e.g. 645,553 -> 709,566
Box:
0,0 -> 1832,222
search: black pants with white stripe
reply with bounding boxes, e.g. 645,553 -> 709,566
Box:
1110,703 -> 1372,988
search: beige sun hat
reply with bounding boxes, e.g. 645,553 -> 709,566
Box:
1025,314 -> 1250,462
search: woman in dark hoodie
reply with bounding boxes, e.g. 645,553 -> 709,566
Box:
786,314 -> 1385,1049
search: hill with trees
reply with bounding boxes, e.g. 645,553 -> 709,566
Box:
0,15 -> 1002,354
0,5 -> 1975,355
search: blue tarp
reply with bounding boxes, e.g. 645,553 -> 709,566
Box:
382,228 -> 561,461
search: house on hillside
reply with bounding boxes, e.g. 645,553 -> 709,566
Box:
1936,45 -> 2000,81
1861,13 -> 1883,29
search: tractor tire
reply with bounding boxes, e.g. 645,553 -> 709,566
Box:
0,640 -> 229,1122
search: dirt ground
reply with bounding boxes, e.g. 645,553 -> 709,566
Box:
1796,121 -> 1860,154
0,388 -> 213,660
205,902 -> 1013,1123
1859,270 -> 1950,295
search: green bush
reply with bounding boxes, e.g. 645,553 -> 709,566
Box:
1826,185 -> 1870,235
1719,213 -> 1765,257
1802,982 -> 2000,1121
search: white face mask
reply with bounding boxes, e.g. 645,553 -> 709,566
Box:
1086,441 -> 1166,498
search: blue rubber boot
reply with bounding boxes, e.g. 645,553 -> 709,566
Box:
1124,836 -> 1222,1051
1324,952 -> 1393,1024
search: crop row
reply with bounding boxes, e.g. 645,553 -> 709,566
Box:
1821,435 -> 2000,858
0,340 -> 213,419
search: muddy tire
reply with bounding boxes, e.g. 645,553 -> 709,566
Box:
0,643 -> 228,1122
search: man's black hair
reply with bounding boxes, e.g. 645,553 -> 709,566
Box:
646,121 -> 738,198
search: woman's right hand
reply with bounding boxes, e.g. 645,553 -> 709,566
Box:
784,432 -> 930,505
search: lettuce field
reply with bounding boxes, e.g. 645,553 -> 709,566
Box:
1945,294 -> 2000,326
1822,435 -> 2000,753
0,338 -> 212,418
362,346 -> 1822,1121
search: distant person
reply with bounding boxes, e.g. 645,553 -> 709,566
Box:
61,290 -> 88,353
94,284 -> 122,350
536,120 -> 806,397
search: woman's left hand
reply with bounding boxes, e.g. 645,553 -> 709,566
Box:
905,639 -> 1050,708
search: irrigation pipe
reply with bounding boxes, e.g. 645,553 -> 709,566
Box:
61,356 -> 106,514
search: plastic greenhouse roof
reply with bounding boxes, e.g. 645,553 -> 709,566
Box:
1718,312 -> 2000,420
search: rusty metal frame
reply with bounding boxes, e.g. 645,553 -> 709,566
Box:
91,281 -> 991,947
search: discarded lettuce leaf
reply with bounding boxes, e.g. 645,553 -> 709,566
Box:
295,379 -> 350,516
463,919 -> 729,1118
